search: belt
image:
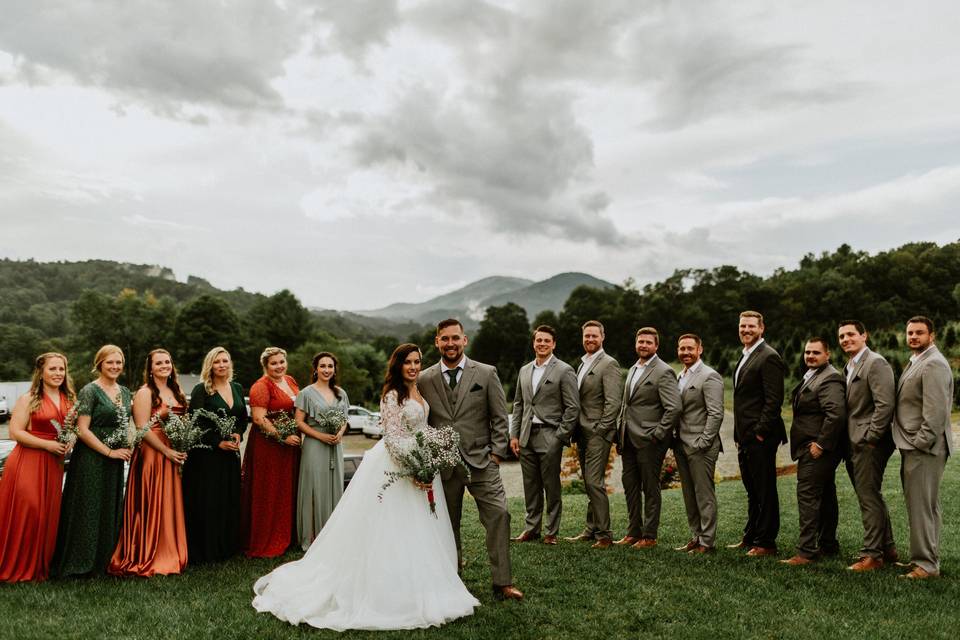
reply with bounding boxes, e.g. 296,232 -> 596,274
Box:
530,423 -> 556,431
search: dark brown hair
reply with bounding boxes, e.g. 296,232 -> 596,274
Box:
436,318 -> 464,334
838,319 -> 866,335
312,351 -> 344,400
677,333 -> 702,346
533,324 -> 557,340
805,337 -> 830,352
907,315 -> 935,333
635,326 -> 660,345
143,349 -> 187,410
381,343 -> 421,406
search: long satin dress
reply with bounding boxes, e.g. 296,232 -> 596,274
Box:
108,403 -> 189,576
0,394 -> 69,582
51,383 -> 131,577
240,375 -> 300,558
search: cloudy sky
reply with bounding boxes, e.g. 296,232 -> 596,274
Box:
1,1 -> 958,310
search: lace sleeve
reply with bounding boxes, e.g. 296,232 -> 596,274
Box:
379,390 -> 407,439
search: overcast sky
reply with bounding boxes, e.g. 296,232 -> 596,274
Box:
1,1 -> 958,310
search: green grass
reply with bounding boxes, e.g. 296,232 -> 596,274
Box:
2,459 -> 958,640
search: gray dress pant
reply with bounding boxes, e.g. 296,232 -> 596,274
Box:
900,448 -> 947,574
519,425 -> 564,537
849,441 -> 896,559
675,439 -> 720,548
575,426 -> 613,540
621,435 -> 670,539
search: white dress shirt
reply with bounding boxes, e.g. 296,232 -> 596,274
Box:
628,355 -> 658,397
678,359 -> 703,393
577,349 -> 604,387
531,355 -> 554,424
734,338 -> 765,386
440,356 -> 466,386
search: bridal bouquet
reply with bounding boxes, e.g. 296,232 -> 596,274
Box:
101,401 -> 151,450
196,408 -> 240,456
162,412 -> 211,475
379,424 -> 467,517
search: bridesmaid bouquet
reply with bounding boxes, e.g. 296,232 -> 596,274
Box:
161,412 -> 211,475
314,408 -> 347,435
379,425 -> 467,517
268,412 -> 299,441
197,408 -> 240,456
102,402 -> 151,450
51,403 -> 81,445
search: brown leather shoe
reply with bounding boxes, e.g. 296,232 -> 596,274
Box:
493,585 -> 525,600
689,544 -> 714,554
746,546 -> 777,557
848,556 -> 884,572
726,540 -> 750,549
884,547 -> 899,563
899,566 -> 938,580
614,535 -> 640,546
512,531 -> 540,543
780,555 -> 813,566
591,538 -> 612,549
631,538 -> 658,549
542,535 -> 558,545
674,539 -> 699,552
564,533 -> 595,542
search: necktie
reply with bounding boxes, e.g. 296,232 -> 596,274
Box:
446,368 -> 459,390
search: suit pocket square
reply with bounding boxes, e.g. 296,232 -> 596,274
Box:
470,383 -> 483,392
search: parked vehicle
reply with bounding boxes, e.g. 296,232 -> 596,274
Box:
343,452 -> 363,489
347,405 -> 379,435
0,439 -> 15,478
362,416 -> 383,439
0,396 -> 10,423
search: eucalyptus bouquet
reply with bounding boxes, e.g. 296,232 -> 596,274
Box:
101,401 -> 151,450
379,424 -> 467,517
197,408 -> 240,456
161,412 -> 211,475
51,402 -> 82,446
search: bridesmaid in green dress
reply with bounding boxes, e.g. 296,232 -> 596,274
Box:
51,345 -> 133,576
294,352 -> 349,550
183,346 -> 248,563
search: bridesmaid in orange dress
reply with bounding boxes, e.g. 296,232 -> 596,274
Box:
0,353 -> 74,582
240,346 -> 301,558
108,349 -> 189,576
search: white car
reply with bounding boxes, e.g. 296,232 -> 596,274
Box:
347,405 -> 379,435
0,396 -> 9,423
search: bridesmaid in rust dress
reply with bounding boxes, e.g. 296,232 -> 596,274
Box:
241,347 -> 301,558
0,353 -> 74,582
108,348 -> 189,576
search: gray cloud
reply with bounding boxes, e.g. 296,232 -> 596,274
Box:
308,0 -> 400,67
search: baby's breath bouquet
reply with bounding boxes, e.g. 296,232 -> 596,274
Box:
197,408 -> 240,456
101,401 -> 151,450
268,411 -> 299,441
379,424 -> 467,517
314,408 -> 347,435
51,402 -> 82,446
162,412 -> 211,475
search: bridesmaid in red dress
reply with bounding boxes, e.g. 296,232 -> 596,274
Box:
108,349 -> 189,576
0,352 -> 74,582
240,346 -> 301,558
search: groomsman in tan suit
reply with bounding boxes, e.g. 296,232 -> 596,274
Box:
616,327 -> 681,549
781,338 -> 846,566
893,315 -> 955,579
510,325 -> 580,545
565,320 -> 623,549
419,319 -> 523,600
673,334 -> 724,554
839,320 -> 898,572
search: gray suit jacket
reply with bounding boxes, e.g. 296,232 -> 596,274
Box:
617,355 -> 681,449
510,356 -> 580,447
677,361 -> 725,455
419,358 -> 511,468
893,345 -> 955,456
576,351 -> 623,443
789,364 -> 846,460
845,348 -> 895,446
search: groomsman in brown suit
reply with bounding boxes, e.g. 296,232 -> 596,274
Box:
510,325 -> 580,545
893,315 -> 954,579
781,338 -> 846,566
730,310 -> 786,557
419,319 -> 523,600
673,334 -> 724,554
565,320 -> 623,549
616,327 -> 681,549
839,320 -> 898,572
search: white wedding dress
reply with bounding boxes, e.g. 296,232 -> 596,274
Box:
252,391 -> 479,631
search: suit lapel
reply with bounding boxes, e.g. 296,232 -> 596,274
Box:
680,364 -> 700,400
847,351 -> 869,398
735,344 -> 764,389
533,359 -> 557,399
430,366 -> 454,416
453,361 -> 478,415
629,359 -> 657,401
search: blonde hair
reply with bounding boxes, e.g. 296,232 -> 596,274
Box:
28,352 -> 76,413
259,346 -> 287,374
91,344 -> 124,375
201,346 -> 233,394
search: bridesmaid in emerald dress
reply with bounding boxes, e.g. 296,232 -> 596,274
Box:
0,353 -> 74,582
183,346 -> 248,563
241,346 -> 301,558
108,348 -> 189,576
51,345 -> 133,577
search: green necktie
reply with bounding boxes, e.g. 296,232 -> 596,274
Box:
446,368 -> 459,390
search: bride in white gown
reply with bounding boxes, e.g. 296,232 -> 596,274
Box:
252,344 -> 479,631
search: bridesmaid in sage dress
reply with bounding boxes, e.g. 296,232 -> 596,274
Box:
183,346 -> 248,563
294,352 -> 349,550
51,345 -> 134,577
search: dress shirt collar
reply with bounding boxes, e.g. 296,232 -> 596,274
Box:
741,337 -> 765,358
634,354 -> 659,369
581,348 -> 604,367
681,359 -> 703,377
534,354 -> 555,370
441,356 -> 467,374
910,344 -> 934,364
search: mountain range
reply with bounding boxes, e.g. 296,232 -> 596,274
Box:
355,272 -> 615,326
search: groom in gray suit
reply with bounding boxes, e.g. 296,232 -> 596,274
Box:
510,325 -> 580,545
839,320 -> 898,572
893,315 -> 955,579
418,319 -> 523,600
673,334 -> 724,554
617,326 -> 681,548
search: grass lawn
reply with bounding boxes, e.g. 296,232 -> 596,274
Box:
2,458 -> 958,640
